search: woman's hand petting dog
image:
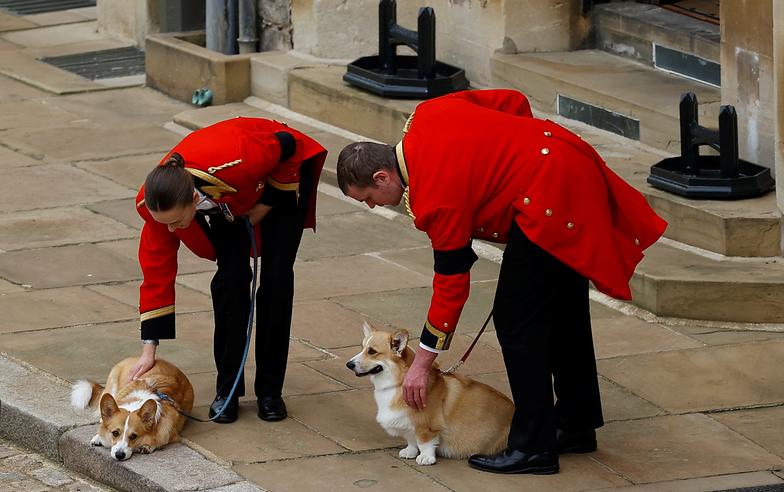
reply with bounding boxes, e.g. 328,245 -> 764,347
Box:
128,344 -> 157,382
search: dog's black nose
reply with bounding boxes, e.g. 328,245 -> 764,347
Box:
114,450 -> 126,460
346,360 -> 355,370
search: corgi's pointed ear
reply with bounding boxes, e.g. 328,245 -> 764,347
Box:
391,330 -> 409,356
100,393 -> 118,419
362,320 -> 373,338
139,399 -> 158,426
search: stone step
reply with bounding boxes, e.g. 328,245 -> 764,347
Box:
490,49 -> 721,154
631,241 -> 784,323
592,2 -> 720,78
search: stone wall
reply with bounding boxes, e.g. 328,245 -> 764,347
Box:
97,0 -> 161,48
259,0 -> 293,51
290,0 -> 582,87
721,0 -> 775,169
774,1 -> 784,217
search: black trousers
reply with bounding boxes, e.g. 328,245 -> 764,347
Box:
201,181 -> 310,400
493,222 -> 604,453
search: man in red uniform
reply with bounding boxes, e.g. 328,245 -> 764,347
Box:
133,117 -> 326,423
336,89 -> 666,474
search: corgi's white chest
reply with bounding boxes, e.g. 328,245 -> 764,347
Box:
374,387 -> 412,436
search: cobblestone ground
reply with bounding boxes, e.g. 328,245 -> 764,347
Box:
0,439 -> 112,492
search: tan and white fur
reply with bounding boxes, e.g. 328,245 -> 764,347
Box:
70,357 -> 194,461
346,322 -> 514,465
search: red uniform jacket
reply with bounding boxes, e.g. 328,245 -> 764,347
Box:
136,117 -> 327,339
398,90 -> 667,351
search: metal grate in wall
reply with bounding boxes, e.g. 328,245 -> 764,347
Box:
39,46 -> 145,80
0,0 -> 96,15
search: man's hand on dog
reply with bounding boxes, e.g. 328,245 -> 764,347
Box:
403,348 -> 437,409
128,344 -> 157,382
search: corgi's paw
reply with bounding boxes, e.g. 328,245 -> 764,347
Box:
399,445 -> 419,459
90,435 -> 103,447
416,453 -> 436,466
137,445 -> 154,454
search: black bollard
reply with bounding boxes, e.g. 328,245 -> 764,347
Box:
344,0 -> 469,99
647,92 -> 774,199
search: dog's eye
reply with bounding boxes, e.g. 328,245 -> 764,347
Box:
367,348 -> 377,355
112,430 -> 120,438
129,434 -> 137,440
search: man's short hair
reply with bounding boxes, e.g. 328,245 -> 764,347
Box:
336,142 -> 396,193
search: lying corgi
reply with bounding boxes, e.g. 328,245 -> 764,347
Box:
70,357 -> 194,461
346,322 -> 514,465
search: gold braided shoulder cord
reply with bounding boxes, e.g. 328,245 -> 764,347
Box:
404,188 -> 415,221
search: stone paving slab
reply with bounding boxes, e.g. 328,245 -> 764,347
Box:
598,340 -> 784,413
86,281 -> 210,314
0,438 -> 110,491
86,198 -> 144,230
0,123 -> 181,162
291,300 -> 387,349
304,346 -> 373,390
22,7 -> 96,26
76,153 -> 163,191
0,355 -> 95,460
98,238 -> 216,277
297,212 -> 429,260
0,144 -> 41,168
286,389 -> 403,451
0,21 -> 102,49
672,323 -> 784,346
1,164 -> 134,212
590,305 -> 704,359
0,278 -> 25,293
0,207 -> 136,251
333,282 -> 499,338
0,243 -> 140,289
46,88 -> 190,127
378,246 -> 501,283
0,12 -> 36,32
420,452 -> 630,491
0,99 -> 78,130
62,425 -> 254,492
183,401 -> 346,463
235,450 -> 453,492
0,286 -> 137,334
711,406 -> 784,460
594,414 -> 784,484
591,471 -> 784,491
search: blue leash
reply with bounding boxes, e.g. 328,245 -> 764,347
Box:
159,217 -> 258,422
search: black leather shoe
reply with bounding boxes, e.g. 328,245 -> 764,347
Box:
468,448 -> 559,474
258,396 -> 287,421
208,395 -> 238,423
556,428 -> 597,454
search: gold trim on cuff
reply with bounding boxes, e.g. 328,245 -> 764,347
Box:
424,320 -> 454,350
140,305 -> 174,322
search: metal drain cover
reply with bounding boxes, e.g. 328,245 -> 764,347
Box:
0,0 -> 96,15
39,46 -> 145,80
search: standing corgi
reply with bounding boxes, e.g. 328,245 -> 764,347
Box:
346,322 -> 514,465
70,357 -> 194,461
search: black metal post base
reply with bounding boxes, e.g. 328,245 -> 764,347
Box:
344,55 -> 469,99
648,156 -> 774,199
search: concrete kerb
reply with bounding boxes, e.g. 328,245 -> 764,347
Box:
0,353 -> 263,492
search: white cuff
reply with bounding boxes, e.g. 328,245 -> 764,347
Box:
419,342 -> 444,354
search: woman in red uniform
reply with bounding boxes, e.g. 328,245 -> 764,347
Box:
131,117 -> 326,423
336,89 -> 666,474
